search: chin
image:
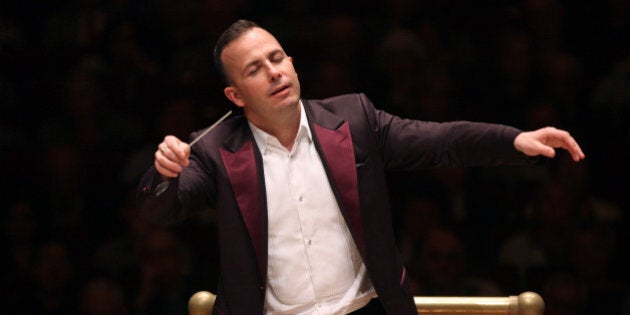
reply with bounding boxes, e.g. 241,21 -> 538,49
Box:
279,93 -> 300,107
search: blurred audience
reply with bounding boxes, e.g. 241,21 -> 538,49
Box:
568,225 -> 627,314
5,239 -> 80,314
540,273 -> 590,315
131,228 -> 196,315
1,1 -> 626,313
406,227 -> 503,297
497,178 -> 580,291
1,200 -> 40,294
80,277 -> 130,315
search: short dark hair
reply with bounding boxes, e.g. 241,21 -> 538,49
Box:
213,19 -> 260,85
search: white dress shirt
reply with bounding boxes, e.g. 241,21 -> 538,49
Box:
249,103 -> 376,315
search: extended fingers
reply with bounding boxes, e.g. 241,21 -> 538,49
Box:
564,137 -> 585,161
542,127 -> 585,161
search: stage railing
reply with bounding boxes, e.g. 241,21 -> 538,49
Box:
188,291 -> 544,315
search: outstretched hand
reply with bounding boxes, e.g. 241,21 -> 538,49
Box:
514,127 -> 585,162
154,135 -> 191,178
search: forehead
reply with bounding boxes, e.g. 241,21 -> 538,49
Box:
221,28 -> 284,67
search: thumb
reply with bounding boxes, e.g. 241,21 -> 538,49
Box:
170,142 -> 190,165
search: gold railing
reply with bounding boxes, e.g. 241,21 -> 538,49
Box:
189,291 -> 544,315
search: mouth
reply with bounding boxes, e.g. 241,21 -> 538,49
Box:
270,83 -> 290,96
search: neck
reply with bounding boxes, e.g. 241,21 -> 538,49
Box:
248,103 -> 301,151
268,114 -> 300,150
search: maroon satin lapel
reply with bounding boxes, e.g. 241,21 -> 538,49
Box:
312,122 -> 366,257
219,141 -> 265,278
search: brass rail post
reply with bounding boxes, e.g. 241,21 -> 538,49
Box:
189,291 -> 545,315
414,292 -> 544,315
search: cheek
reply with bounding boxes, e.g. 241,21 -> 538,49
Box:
288,64 -> 298,78
243,81 -> 267,98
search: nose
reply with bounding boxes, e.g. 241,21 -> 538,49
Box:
266,62 -> 281,81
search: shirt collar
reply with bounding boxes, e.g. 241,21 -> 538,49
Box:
249,101 -> 312,154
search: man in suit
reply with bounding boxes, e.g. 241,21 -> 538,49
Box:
137,20 -> 585,314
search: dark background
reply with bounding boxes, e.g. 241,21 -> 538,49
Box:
1,0 -> 627,314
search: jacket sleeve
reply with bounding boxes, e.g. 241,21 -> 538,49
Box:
136,166 -> 187,226
136,138 -> 217,226
359,93 -> 535,170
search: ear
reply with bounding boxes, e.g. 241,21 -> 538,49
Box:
224,86 -> 245,108
288,56 -> 297,77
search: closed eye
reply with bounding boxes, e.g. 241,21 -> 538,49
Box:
270,51 -> 286,63
248,66 -> 260,76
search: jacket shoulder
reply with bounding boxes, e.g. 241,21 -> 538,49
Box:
304,93 -> 376,117
306,93 -> 368,107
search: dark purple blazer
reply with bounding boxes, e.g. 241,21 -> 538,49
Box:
137,93 -> 530,314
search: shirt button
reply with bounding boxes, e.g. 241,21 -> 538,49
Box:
298,196 -> 303,202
